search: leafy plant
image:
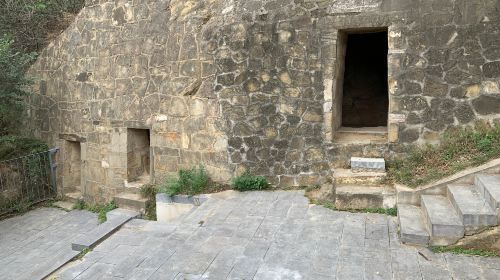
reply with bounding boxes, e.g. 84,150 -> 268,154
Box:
160,165 -> 210,196
0,37 -> 37,135
232,170 -> 269,191
0,0 -> 85,53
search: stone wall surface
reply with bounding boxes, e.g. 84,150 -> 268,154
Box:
26,0 -> 500,201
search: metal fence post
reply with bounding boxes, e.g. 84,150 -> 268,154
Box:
48,148 -> 59,194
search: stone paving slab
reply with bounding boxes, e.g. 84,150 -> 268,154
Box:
0,207 -> 99,280
72,208 -> 139,251
49,191 -> 500,279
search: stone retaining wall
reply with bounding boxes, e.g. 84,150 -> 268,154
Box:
27,0 -> 500,201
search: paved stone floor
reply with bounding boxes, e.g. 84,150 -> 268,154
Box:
0,207 -> 98,280
51,191 -> 500,280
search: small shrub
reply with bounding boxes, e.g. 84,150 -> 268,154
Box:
160,165 -> 210,196
0,37 -> 36,135
0,136 -> 48,161
232,170 -> 269,191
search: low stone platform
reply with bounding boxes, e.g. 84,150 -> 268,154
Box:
52,191 -> 500,279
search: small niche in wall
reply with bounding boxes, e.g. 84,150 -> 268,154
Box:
126,128 -> 151,183
64,140 -> 82,192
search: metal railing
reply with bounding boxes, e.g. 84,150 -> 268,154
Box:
0,148 -> 58,216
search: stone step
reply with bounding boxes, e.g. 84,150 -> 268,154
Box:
52,201 -> 74,211
113,192 -> 148,213
329,143 -> 389,168
398,204 -> 430,246
334,184 -> 395,209
475,174 -> 500,211
420,195 -> 464,246
333,168 -> 386,185
71,208 -> 139,251
64,191 -> 82,203
350,157 -> 385,173
447,184 -> 497,234
124,179 -> 149,194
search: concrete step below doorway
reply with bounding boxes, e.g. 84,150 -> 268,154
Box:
335,184 -> 395,209
63,190 -> 82,203
113,192 -> 148,213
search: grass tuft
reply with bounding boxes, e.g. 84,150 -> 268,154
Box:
431,246 -> 500,257
309,198 -> 335,210
387,122 -> 500,188
308,197 -> 397,216
349,207 -> 397,216
77,248 -> 92,260
73,199 -> 117,223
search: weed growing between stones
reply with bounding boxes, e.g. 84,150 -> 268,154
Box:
349,207 -> 397,216
431,246 -> 500,257
232,170 -> 270,191
73,199 -> 117,223
387,122 -> 500,188
76,248 -> 92,260
140,184 -> 158,221
308,198 -> 397,216
160,165 -> 210,196
309,198 -> 335,210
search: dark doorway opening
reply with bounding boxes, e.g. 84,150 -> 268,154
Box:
341,31 -> 388,128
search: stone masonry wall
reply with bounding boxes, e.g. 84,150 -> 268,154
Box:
27,0 -> 500,201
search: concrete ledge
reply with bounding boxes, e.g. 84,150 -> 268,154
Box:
398,204 -> 429,246
397,158 -> 500,206
350,157 -> 385,173
71,208 -> 138,251
333,168 -> 386,185
335,185 -> 395,209
156,193 -> 209,223
156,193 -> 209,206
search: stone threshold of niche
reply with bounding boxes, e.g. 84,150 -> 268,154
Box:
334,126 -> 388,145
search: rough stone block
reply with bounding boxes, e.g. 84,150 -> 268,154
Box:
421,195 -> 464,246
447,184 -> 497,234
71,208 -> 138,251
398,204 -> 429,246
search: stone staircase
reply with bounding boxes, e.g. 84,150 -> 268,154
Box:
398,174 -> 500,246
333,157 -> 395,209
113,177 -> 149,213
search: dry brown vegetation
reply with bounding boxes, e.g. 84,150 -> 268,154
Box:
387,122 -> 500,188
